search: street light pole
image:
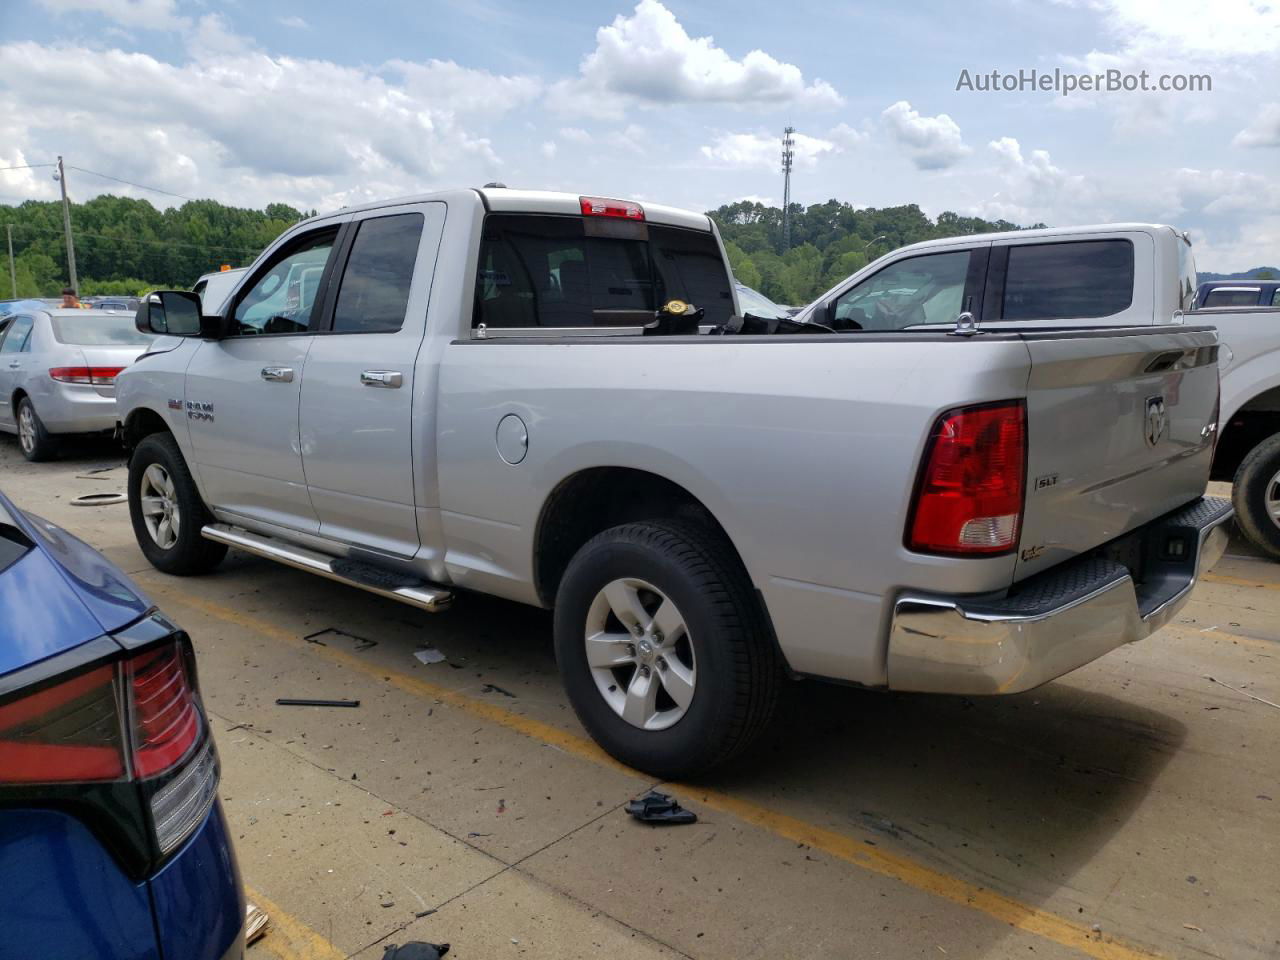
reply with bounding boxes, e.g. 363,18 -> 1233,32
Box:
6,224 -> 15,298
56,156 -> 78,293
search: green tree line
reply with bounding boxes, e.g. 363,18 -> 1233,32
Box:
2,192 -> 1032,305
710,199 -> 1038,306
1,194 -> 312,298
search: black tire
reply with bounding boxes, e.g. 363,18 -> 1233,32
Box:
553,520 -> 780,778
16,396 -> 58,462
1232,433 -> 1280,559
128,432 -> 227,575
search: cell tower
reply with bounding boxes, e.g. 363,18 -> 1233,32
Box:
781,126 -> 795,251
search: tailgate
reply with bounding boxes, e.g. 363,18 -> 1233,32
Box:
1014,325 -> 1219,582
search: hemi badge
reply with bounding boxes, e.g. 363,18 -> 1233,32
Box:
167,399 -> 183,410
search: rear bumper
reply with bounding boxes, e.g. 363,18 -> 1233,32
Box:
887,496 -> 1232,695
34,382 -> 118,434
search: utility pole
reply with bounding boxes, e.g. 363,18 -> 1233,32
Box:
56,156 -> 78,292
780,126 -> 795,252
6,224 -> 15,298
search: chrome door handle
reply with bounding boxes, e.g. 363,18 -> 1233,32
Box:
360,370 -> 402,388
260,366 -> 294,382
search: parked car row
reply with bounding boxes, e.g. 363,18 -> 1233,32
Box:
4,185 -> 1278,960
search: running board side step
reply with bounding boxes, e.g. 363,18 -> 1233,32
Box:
200,524 -> 452,613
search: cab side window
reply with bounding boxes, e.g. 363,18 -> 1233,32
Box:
330,214 -> 424,334
832,251 -> 972,331
1001,240 -> 1133,321
0,316 -> 33,353
231,229 -> 338,336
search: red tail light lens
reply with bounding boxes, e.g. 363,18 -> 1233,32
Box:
908,401 -> 1027,555
49,366 -> 125,385
127,644 -> 201,778
579,195 -> 645,220
0,664 -> 125,783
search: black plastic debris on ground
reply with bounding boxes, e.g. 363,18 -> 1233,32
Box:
626,790 -> 697,825
383,943 -> 449,959
480,683 -> 516,698
275,698 -> 361,708
303,627 -> 377,651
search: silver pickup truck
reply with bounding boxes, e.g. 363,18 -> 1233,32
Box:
118,191 -> 1230,776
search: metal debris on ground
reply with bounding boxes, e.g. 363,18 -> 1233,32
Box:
304,628 -> 377,651
245,902 -> 269,945
414,647 -> 446,665
69,492 -> 127,506
626,790 -> 698,825
382,943 -> 450,959
275,698 -> 361,708
1203,675 -> 1280,710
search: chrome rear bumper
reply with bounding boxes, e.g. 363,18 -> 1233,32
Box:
887,496 -> 1233,695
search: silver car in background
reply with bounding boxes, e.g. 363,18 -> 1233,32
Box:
0,308 -> 154,460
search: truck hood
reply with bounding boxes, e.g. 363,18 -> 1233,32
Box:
0,492 -> 151,675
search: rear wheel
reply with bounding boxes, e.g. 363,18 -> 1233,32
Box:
1232,434 -> 1280,559
16,397 -> 57,462
553,520 -> 780,778
128,432 -> 227,575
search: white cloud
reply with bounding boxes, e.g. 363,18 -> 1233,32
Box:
554,0 -> 842,112
976,137 -> 1100,224
1233,103 -> 1280,149
881,101 -> 969,170
1060,0 -> 1280,59
0,41 -> 541,211
277,15 -> 309,30
188,13 -> 252,55
37,0 -> 187,30
540,141 -> 557,159
699,130 -> 836,171
559,127 -> 591,143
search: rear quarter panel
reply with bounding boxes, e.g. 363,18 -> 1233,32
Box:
435,335 -> 1034,685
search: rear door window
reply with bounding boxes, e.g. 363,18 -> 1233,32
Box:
473,215 -> 732,329
1001,240 -> 1133,321
331,213 -> 424,334
1202,288 -> 1262,308
0,316 -> 33,353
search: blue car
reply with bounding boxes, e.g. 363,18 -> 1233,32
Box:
0,491 -> 244,960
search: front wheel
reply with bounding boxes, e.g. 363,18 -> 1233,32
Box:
128,432 -> 227,575
553,521 -> 780,778
1232,434 -> 1280,559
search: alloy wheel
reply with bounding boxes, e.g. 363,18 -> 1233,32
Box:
584,577 -> 696,731
139,463 -> 181,549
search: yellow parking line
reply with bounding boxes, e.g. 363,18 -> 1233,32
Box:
1203,572 -> 1280,592
243,885 -> 345,960
151,581 -> 1162,960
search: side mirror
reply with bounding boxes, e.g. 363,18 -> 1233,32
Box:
135,291 -> 225,339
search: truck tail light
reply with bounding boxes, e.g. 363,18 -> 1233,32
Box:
49,366 -> 125,385
0,631 -> 216,874
907,400 -> 1026,555
579,196 -> 645,220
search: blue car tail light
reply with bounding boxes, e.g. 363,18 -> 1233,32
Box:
0,618 -> 218,879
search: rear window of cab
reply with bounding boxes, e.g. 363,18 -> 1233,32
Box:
473,214 -> 733,329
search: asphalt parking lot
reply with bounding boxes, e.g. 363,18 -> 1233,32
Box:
3,434 -> 1278,960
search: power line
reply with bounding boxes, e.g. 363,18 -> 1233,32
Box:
0,163 -> 56,172
67,166 -> 194,202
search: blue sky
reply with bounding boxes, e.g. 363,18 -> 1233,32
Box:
1,0 -> 1278,270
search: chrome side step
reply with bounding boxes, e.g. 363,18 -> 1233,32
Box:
200,523 -> 452,613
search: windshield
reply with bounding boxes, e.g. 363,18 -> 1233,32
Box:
735,283 -> 791,320
51,314 -> 155,346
